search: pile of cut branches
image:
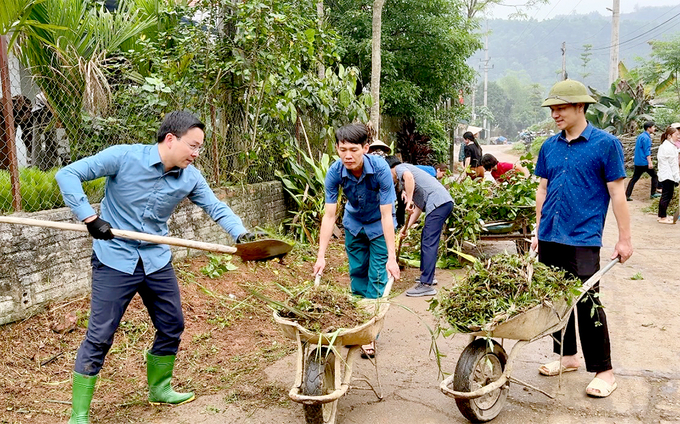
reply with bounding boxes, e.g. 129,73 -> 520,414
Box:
443,155 -> 538,247
269,283 -> 373,333
430,254 -> 582,333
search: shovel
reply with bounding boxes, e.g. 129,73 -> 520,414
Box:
0,216 -> 292,261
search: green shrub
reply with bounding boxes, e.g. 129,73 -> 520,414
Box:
530,136 -> 547,157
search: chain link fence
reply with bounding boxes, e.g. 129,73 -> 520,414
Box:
0,49 -> 285,215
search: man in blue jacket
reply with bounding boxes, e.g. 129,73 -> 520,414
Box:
56,111 -> 260,423
625,121 -> 660,200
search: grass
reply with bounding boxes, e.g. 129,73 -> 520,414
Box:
0,167 -> 105,213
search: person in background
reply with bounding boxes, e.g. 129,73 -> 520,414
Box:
481,154 -> 529,183
314,123 -> 400,359
415,163 -> 448,180
368,139 -> 392,157
532,79 -> 632,399
457,136 -> 466,164
460,131 -> 484,181
671,122 -> 680,149
56,111 -> 263,423
656,126 -> 680,224
625,121 -> 660,201
385,156 -> 453,297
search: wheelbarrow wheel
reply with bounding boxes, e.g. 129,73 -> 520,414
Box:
302,347 -> 338,424
453,338 -> 508,422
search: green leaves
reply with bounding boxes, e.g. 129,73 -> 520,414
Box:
432,253 -> 582,334
443,169 -> 538,247
200,254 -> 238,279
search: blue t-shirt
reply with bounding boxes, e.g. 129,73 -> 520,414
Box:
633,131 -> 652,166
415,165 -> 436,177
324,154 -> 396,240
534,124 -> 625,247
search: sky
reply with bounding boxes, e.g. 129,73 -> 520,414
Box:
489,0 -> 680,21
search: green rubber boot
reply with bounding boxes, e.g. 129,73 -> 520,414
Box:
146,352 -> 195,405
68,372 -> 97,424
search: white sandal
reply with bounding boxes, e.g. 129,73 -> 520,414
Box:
586,377 -> 617,397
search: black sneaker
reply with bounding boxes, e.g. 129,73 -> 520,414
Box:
406,283 -> 437,297
415,276 -> 438,285
626,197 -> 632,201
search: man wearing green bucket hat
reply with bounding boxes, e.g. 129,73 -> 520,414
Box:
531,79 -> 633,398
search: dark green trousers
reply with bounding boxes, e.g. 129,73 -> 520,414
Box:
345,229 -> 388,299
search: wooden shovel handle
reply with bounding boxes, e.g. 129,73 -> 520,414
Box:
0,216 -> 237,254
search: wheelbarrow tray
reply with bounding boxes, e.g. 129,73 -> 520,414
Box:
273,299 -> 390,347
466,299 -> 571,341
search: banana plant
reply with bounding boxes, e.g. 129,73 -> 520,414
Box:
275,144 -> 336,244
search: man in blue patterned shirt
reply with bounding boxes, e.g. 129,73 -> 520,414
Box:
531,80 -> 632,399
56,111 -> 260,423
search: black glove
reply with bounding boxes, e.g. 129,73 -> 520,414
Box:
86,217 -> 114,240
236,231 -> 268,243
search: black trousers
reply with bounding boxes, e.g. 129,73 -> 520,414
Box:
658,179 -> 676,218
625,165 -> 659,198
75,254 -> 185,376
538,241 -> 612,373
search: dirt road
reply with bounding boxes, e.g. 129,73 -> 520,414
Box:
152,144 -> 680,424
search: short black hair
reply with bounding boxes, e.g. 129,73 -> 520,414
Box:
643,121 -> 655,130
481,154 -> 498,171
157,111 -> 205,143
384,155 -> 402,169
335,123 -> 369,145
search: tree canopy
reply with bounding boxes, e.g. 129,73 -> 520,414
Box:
329,0 -> 481,127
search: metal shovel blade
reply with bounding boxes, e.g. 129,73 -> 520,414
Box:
235,239 -> 293,261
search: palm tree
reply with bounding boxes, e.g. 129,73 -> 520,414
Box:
6,0 -> 158,160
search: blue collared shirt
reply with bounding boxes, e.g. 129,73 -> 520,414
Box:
534,123 -> 625,247
56,144 -> 247,275
633,131 -> 652,166
324,154 -> 396,240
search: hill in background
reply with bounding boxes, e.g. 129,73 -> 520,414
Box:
470,5 -> 680,92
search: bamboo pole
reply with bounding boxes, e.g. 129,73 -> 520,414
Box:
0,216 -> 237,254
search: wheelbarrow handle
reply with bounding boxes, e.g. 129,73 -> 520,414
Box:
580,257 -> 619,293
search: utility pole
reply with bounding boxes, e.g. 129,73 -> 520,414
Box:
482,28 -> 492,140
561,42 -> 567,80
471,84 -> 476,123
608,0 -> 620,85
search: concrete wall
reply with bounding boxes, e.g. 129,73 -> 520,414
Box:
0,181 -> 287,325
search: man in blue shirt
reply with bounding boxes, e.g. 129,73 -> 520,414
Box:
314,123 -> 400,358
56,111 -> 260,423
532,79 -> 632,399
625,121 -> 660,200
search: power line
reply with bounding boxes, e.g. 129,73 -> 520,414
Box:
513,0 -> 563,42
585,11 -> 680,52
521,0 -> 586,53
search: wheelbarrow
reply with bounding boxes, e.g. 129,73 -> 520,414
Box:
439,257 -> 619,422
273,276 -> 393,424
